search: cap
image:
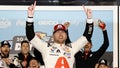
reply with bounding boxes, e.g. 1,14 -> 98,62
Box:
53,24 -> 66,33
0,40 -> 11,47
99,59 -> 107,66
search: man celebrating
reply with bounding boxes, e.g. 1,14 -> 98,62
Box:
75,21 -> 109,68
26,1 -> 93,68
0,40 -> 19,68
18,40 -> 33,68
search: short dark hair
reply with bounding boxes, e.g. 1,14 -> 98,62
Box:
31,57 -> 39,62
29,57 -> 41,65
21,40 -> 29,47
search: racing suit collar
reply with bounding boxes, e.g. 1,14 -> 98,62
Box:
53,42 -> 65,47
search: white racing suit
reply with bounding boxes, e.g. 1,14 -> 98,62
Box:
26,18 -> 93,68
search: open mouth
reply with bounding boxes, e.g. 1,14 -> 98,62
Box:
4,50 -> 9,53
85,46 -> 89,48
59,35 -> 63,39
32,65 -> 37,68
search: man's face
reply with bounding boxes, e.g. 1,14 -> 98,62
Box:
29,59 -> 40,68
53,30 -> 67,44
1,45 -> 10,57
21,43 -> 30,55
84,42 -> 92,52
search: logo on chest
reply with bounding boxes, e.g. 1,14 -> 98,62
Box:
63,46 -> 71,58
49,46 -> 71,58
50,46 -> 61,53
49,46 -> 61,56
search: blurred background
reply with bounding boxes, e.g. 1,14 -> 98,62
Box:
0,0 -> 117,5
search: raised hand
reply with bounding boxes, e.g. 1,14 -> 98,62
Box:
83,5 -> 92,19
28,1 -> 36,17
2,58 -> 12,65
63,22 -> 70,30
98,20 -> 106,31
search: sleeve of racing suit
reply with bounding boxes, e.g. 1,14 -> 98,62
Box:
26,18 -> 35,41
71,19 -> 93,54
26,18 -> 47,54
83,19 -> 94,42
95,30 -> 109,59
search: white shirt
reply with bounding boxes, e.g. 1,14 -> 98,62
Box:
30,35 -> 88,68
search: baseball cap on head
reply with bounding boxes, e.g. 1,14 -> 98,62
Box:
0,40 -> 11,47
53,24 -> 66,34
99,59 -> 107,66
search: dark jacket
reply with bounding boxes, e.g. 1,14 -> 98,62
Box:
75,30 -> 109,68
33,48 -> 45,65
18,53 -> 33,68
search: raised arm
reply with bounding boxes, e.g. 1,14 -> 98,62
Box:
26,1 -> 36,41
26,1 -> 47,54
72,6 -> 94,54
83,5 -> 93,42
95,20 -> 109,58
63,22 -> 72,44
